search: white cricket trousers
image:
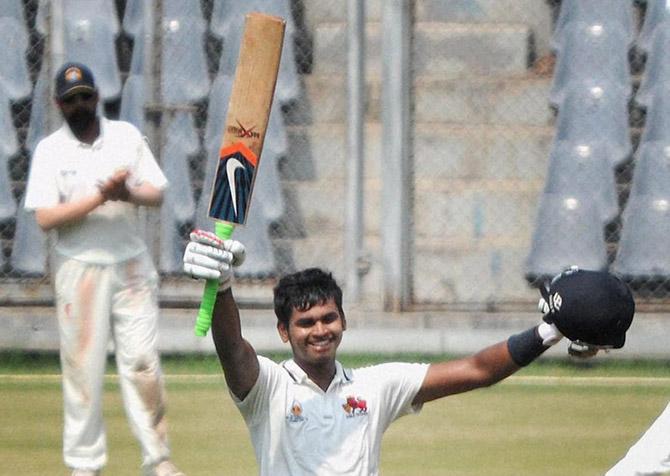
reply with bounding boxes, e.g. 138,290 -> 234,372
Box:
606,401 -> 670,475
54,251 -> 171,471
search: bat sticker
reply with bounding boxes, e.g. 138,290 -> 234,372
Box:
209,142 -> 258,224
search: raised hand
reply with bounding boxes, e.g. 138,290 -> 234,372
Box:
183,229 -> 246,291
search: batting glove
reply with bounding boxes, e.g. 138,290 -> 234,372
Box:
537,297 -> 564,346
183,229 -> 246,291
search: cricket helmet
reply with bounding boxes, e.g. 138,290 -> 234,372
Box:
539,267 -> 635,349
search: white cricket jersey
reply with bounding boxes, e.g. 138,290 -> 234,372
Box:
24,118 -> 167,264
233,356 -> 429,476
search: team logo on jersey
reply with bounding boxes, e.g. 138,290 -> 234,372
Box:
286,400 -> 307,423
342,396 -> 368,417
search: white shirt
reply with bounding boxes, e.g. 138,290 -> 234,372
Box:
24,118 -> 167,264
234,356 -> 429,476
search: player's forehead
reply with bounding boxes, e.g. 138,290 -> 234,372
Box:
289,297 -> 341,322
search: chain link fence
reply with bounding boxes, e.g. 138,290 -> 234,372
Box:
0,0 -> 662,312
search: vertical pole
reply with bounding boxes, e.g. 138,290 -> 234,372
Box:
345,0 -> 366,302
142,0 -> 163,260
47,0 -> 65,131
381,0 -> 413,311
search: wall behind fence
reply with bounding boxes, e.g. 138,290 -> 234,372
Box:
0,0 -> 662,312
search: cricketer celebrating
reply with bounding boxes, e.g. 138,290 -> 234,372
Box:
23,63 -> 183,476
183,231 -> 634,475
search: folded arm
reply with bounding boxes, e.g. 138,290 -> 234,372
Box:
98,169 -> 164,207
125,182 -> 163,207
35,192 -> 105,231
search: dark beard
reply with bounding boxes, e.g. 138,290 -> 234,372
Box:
65,108 -> 97,136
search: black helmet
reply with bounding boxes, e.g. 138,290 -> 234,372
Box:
539,267 -> 635,349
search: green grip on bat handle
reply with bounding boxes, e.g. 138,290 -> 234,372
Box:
194,222 -> 235,337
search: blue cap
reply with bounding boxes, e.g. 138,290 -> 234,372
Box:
54,62 -> 96,99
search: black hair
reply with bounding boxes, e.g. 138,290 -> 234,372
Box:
273,268 -> 344,327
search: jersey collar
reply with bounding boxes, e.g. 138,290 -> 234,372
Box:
281,359 -> 352,390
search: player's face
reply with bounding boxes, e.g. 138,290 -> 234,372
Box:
278,298 -> 346,370
58,91 -> 98,132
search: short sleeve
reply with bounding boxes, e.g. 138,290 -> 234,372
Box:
24,141 -> 59,210
130,135 -> 168,190
366,362 -> 430,428
232,356 -> 283,427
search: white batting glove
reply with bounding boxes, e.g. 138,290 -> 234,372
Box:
538,297 -> 563,346
183,229 -> 246,291
537,321 -> 563,346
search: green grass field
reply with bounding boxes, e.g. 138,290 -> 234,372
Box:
2,353 -> 670,475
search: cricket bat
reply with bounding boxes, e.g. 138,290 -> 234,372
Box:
195,13 -> 285,337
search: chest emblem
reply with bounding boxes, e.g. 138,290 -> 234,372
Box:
342,395 -> 368,417
286,399 -> 307,423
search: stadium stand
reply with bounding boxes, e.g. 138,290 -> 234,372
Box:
26,66 -> 52,155
549,21 -> 632,108
526,192 -> 608,279
9,197 -> 48,275
0,0 -> 29,34
0,86 -> 19,158
637,0 -> 670,54
635,26 -> 670,108
36,0 -> 120,36
554,84 -> 632,167
551,0 -> 636,52
36,0 -> 124,100
125,2 -> 210,105
0,151 -> 16,223
638,85 -> 670,146
122,0 -> 205,39
162,111 -> 198,226
158,112 -> 198,274
543,141 -> 618,225
613,143 -> 670,278
118,73 -> 145,129
614,195 -> 670,279
0,17 -> 32,102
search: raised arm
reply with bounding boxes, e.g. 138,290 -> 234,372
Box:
211,289 -> 259,399
413,322 -> 563,405
183,230 -> 259,400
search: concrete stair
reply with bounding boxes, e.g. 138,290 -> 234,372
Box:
301,0 -> 554,55
301,75 -> 553,125
313,22 -> 533,78
284,123 -> 553,233
276,1 -> 556,305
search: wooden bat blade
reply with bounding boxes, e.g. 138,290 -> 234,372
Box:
208,13 -> 285,225
196,13 -> 285,337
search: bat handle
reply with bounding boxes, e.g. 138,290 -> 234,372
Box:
194,222 -> 235,337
